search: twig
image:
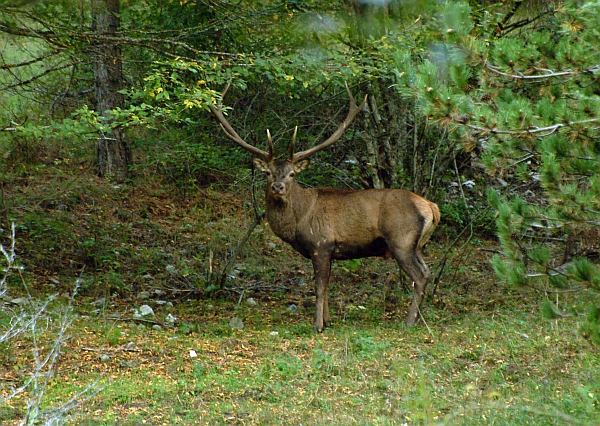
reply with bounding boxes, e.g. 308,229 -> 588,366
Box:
106,316 -> 165,326
465,118 -> 599,137
484,62 -> 598,81
216,168 -> 265,290
81,344 -> 141,353
417,305 -> 434,340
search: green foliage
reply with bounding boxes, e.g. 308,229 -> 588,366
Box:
391,1 -> 600,335
541,299 -> 563,320
580,305 -> 600,346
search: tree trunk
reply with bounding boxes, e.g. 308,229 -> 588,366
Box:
92,0 -> 132,181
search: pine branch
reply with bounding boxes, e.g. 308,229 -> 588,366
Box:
496,0 -> 524,35
497,10 -> 554,37
86,33 -> 244,59
0,19 -> 56,39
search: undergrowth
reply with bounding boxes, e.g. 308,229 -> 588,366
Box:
0,162 -> 598,425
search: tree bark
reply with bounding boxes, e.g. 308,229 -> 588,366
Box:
92,0 -> 132,181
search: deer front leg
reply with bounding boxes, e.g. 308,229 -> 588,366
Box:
312,252 -> 332,333
407,279 -> 425,327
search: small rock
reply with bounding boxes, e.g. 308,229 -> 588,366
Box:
100,354 -> 111,362
122,342 -> 137,351
166,265 -> 178,274
10,298 -> 28,305
137,291 -> 151,300
152,324 -> 163,331
286,304 -> 298,314
165,313 -> 177,325
269,331 -> 279,336
268,242 -> 278,250
246,298 -> 257,307
189,350 -> 198,358
133,304 -> 155,318
229,316 -> 244,330
156,300 -> 167,305
154,289 -> 164,296
520,333 -> 529,340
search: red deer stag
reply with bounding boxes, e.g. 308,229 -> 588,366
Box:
209,83 -> 440,332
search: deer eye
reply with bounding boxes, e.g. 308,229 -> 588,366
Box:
265,170 -> 272,177
289,172 -> 295,178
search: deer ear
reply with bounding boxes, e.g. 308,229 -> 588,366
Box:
253,158 -> 269,172
293,159 -> 310,173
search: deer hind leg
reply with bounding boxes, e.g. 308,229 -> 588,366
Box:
390,247 -> 431,327
312,252 -> 332,332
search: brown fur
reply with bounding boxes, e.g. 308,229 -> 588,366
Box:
254,158 -> 440,332
211,83 -> 439,331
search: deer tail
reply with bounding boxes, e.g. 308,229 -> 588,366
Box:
430,201 -> 441,227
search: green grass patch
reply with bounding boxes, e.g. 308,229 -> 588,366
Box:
2,299 -> 598,425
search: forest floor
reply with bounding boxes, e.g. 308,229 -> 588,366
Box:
0,163 -> 598,425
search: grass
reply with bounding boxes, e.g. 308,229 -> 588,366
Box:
0,164 -> 598,425
2,292 -> 599,425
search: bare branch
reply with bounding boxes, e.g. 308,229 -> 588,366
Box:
485,62 -> 599,81
0,48 -> 65,70
293,82 -> 368,161
209,82 -> 272,160
464,118 -> 599,137
0,61 -> 73,91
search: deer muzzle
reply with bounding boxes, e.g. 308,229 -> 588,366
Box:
271,182 -> 286,196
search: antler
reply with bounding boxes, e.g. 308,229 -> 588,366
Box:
288,126 -> 298,160
292,82 -> 368,162
209,82 -> 272,160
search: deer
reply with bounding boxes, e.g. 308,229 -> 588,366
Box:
209,83 -> 440,332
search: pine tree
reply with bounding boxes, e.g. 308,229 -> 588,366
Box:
395,1 -> 599,339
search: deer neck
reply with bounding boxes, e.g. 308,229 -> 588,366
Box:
265,181 -> 313,243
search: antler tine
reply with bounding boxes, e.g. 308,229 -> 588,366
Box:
208,83 -> 271,161
289,126 -> 298,160
292,83 -> 368,162
344,81 -> 357,109
266,129 -> 275,159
